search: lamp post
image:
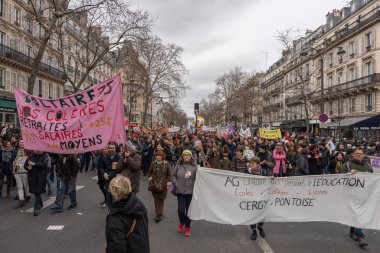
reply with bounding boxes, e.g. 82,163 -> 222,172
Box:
128,80 -> 134,127
299,46 -> 346,136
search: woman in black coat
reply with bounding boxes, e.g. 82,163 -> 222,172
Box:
27,151 -> 49,216
106,175 -> 149,253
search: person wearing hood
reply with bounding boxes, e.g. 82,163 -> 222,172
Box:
106,175 -> 149,253
117,142 -> 142,195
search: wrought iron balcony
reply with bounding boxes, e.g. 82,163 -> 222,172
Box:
325,73 -> 380,94
0,43 -> 66,80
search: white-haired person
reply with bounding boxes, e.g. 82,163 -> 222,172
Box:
106,175 -> 149,253
171,149 -> 198,237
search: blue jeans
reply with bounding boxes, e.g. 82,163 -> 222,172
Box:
46,172 -> 52,192
177,194 -> 193,227
350,227 -> 364,238
250,222 -> 264,232
56,177 -> 77,209
56,176 -> 69,196
321,165 -> 329,174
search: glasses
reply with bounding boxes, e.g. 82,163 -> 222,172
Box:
354,153 -> 364,155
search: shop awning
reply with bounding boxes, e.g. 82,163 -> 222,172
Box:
328,116 -> 371,128
0,99 -> 17,112
290,121 -> 307,128
353,115 -> 380,130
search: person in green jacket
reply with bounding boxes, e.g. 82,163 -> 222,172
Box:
341,148 -> 373,248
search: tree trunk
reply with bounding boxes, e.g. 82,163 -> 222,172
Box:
27,15 -> 59,94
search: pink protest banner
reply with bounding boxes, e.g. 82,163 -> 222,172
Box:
14,75 -> 126,154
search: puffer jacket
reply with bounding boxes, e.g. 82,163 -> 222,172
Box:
171,162 -> 197,195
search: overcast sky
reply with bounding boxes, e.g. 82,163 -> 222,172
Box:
132,0 -> 345,116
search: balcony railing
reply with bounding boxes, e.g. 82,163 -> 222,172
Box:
326,73 -> 380,93
0,43 -> 66,80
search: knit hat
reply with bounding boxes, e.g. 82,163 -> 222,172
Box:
182,149 -> 193,156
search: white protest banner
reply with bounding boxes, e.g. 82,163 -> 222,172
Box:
188,168 -> 380,229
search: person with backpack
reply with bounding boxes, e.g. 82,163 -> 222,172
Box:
106,175 -> 149,253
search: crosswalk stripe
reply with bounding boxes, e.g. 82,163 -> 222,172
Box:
24,186 -> 85,213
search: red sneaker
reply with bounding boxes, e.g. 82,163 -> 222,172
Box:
177,223 -> 184,233
185,227 -> 191,237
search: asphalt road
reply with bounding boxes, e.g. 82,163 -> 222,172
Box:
0,171 -> 379,253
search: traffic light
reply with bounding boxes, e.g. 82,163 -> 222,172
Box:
194,103 -> 199,115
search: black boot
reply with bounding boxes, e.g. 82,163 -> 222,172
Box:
251,230 -> 257,240
258,227 -> 266,238
349,228 -> 358,241
154,215 -> 160,223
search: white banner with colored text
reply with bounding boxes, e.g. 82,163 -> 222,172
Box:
188,168 -> 380,230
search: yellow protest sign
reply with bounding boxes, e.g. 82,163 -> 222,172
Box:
259,128 -> 282,139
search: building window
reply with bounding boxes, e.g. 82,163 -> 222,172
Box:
38,80 -> 42,97
337,72 -> 343,84
348,67 -> 356,81
0,0 -> 5,18
365,94 -> 374,111
348,41 -> 355,58
0,31 -> 5,45
327,75 -> 333,88
364,61 -> 373,76
14,7 -> 21,26
56,85 -> 60,98
27,45 -> 33,57
0,68 -> 5,88
365,32 -> 373,51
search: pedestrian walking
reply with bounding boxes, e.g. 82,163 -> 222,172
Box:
117,144 -> 142,194
27,151 -> 49,216
50,154 -> 79,213
171,150 -> 197,237
12,140 -> 31,209
147,150 -> 171,223
0,140 -> 15,198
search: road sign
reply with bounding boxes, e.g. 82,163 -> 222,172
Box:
319,113 -> 328,123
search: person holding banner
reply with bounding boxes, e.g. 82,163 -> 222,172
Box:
27,151 -> 49,216
256,145 -> 275,176
341,148 -> 373,248
245,157 -> 269,240
50,154 -> 80,213
273,143 -> 287,177
171,150 -> 197,237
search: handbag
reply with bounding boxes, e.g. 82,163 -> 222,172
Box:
169,183 -> 177,196
148,178 -> 164,193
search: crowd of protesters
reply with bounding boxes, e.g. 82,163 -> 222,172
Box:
1,121 -> 379,251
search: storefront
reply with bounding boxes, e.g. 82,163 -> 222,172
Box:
0,98 -> 18,126
327,115 -> 380,139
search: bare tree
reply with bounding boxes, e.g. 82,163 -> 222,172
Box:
161,101 -> 188,127
215,66 -> 249,124
25,0 -> 151,93
276,29 -> 319,136
135,35 -> 189,125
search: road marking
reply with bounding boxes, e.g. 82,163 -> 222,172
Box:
247,228 -> 274,253
47,225 -> 64,231
24,186 -> 85,213
92,176 -> 98,180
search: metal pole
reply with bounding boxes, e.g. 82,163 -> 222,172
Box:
320,57 -> 324,114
